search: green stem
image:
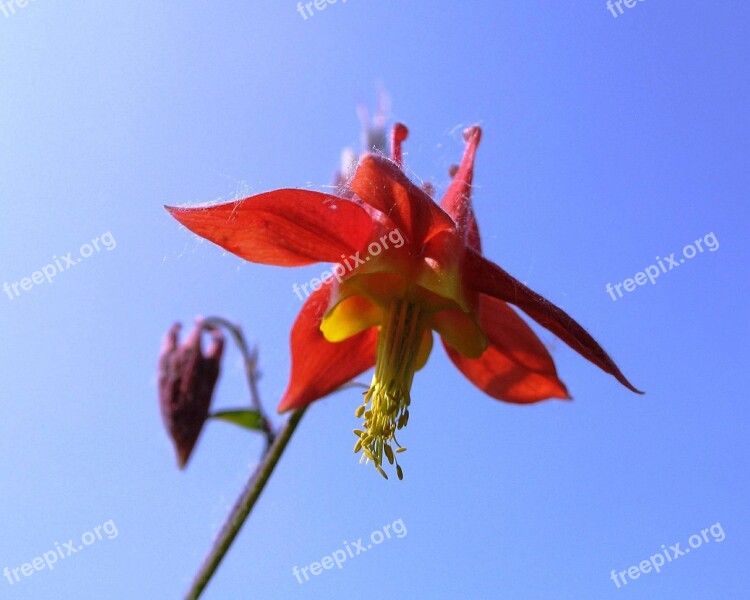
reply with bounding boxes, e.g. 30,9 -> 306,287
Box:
184,407 -> 306,600
203,316 -> 275,447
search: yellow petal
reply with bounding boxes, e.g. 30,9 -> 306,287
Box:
427,309 -> 487,359
320,295 -> 382,342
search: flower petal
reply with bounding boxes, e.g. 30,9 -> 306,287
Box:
440,126 -> 482,253
427,308 -> 487,359
463,249 -> 643,394
443,294 -> 569,403
166,190 -> 375,267
320,294 -> 382,342
278,280 -> 378,412
349,154 -> 455,249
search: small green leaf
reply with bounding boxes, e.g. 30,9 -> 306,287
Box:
209,409 -> 265,432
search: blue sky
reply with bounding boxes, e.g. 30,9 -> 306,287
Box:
1,1 -> 748,598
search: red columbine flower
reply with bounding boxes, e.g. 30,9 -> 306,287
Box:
166,124 -> 641,479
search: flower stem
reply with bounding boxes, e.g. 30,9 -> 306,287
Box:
202,316 -> 275,447
184,407 -> 306,600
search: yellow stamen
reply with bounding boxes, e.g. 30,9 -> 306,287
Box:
353,298 -> 426,479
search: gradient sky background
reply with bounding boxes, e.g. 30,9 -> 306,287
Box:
1,2 -> 748,599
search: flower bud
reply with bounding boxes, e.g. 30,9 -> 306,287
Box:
158,319 -> 224,468
333,93 -> 389,195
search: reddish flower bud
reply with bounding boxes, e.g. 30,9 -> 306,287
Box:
158,319 -> 224,468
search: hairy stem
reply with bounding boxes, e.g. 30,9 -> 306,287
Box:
203,316 -> 275,447
184,407 -> 306,599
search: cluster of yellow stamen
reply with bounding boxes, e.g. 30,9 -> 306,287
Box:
353,299 -> 424,480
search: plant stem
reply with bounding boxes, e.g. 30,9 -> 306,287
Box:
202,316 -> 275,447
184,407 -> 306,600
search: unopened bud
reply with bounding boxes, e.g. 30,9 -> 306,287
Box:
158,319 -> 224,468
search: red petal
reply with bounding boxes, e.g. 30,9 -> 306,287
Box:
444,294 -> 569,403
464,249 -> 643,394
440,126 -> 482,253
166,190 -> 375,266
278,281 -> 378,412
349,155 -> 455,249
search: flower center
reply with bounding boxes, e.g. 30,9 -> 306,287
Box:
353,298 -> 427,480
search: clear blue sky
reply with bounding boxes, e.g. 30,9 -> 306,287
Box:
1,2 -> 748,599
